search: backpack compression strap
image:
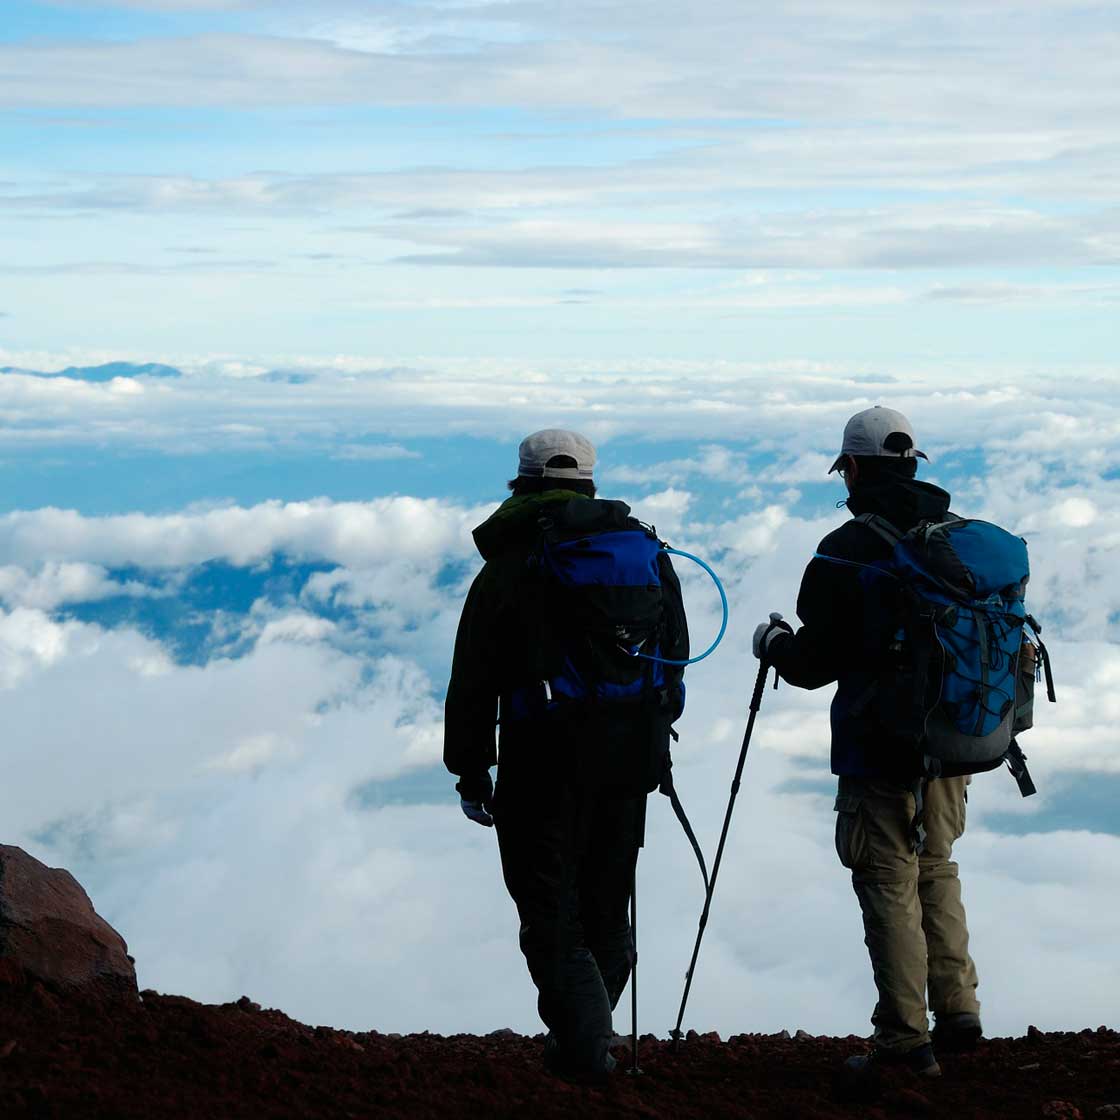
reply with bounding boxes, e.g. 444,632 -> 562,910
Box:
1025,613 -> 1057,704
1005,738 -> 1037,798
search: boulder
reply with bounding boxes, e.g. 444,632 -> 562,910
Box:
0,845 -> 137,997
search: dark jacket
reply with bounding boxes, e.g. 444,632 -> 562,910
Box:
444,490 -> 688,788
766,476 -> 953,779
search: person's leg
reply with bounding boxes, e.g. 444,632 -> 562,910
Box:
494,772 -> 614,1073
579,793 -> 644,1011
919,776 -> 980,1026
835,776 -> 931,1054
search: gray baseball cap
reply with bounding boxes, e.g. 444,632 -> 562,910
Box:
828,405 -> 928,473
518,428 -> 596,479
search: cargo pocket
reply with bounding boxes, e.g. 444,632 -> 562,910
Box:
834,794 -> 868,872
923,777 -> 968,858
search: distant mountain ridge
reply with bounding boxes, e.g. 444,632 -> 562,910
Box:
0,361 -> 182,382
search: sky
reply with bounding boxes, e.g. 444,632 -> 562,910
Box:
0,0 -> 1118,1044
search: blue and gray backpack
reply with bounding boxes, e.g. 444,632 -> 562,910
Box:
857,513 -> 1056,797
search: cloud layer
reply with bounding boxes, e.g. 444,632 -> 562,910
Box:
1,385 -> 1117,1038
0,356 -> 1117,463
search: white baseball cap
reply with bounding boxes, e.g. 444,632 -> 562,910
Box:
517,429 -> 596,479
828,406 -> 928,474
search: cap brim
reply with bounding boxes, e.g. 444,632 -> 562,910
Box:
827,449 -> 929,474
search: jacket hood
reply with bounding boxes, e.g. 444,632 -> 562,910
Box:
471,490 -> 590,560
845,476 -> 951,531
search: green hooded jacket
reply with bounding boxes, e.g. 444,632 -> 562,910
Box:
443,490 -> 587,782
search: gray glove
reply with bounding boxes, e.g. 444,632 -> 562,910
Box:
753,612 -> 793,661
456,771 -> 494,828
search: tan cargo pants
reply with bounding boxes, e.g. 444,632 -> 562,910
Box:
834,774 -> 980,1053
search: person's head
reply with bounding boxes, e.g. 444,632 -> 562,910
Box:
827,405 -> 927,491
507,428 -> 597,497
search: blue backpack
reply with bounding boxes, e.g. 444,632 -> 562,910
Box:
505,498 -> 685,733
502,497 -> 710,886
857,514 -> 1055,796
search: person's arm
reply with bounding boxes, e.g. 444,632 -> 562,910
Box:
443,566 -> 501,786
766,549 -> 861,690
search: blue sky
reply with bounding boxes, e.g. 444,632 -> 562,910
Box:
0,0 -> 1118,1044
2,0 -> 1118,362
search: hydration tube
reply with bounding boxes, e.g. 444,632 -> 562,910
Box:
635,546 -> 728,666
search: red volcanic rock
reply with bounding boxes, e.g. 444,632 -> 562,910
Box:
1042,1105 -> 1084,1120
0,985 -> 1116,1120
0,845 -> 137,998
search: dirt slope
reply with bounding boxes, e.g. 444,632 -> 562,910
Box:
0,979 -> 1116,1118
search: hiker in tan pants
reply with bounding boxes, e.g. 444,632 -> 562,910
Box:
754,406 -> 985,1080
835,775 -> 980,1052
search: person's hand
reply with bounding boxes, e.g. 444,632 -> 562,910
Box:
456,771 -> 494,828
461,797 -> 493,827
752,612 -> 793,661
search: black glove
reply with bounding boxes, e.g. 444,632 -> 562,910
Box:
455,771 -> 494,828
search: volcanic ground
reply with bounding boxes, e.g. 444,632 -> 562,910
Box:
0,974 -> 1116,1119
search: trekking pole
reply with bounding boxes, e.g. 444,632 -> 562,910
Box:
628,865 -> 642,1075
670,658 -> 775,1051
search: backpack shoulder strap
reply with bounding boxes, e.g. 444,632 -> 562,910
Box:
854,512 -> 905,549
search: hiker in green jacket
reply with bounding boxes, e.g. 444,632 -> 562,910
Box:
445,429 -> 688,1079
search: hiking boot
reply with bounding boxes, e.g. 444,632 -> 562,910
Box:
932,1011 -> 983,1052
844,1042 -> 942,1080
542,1033 -> 617,1083
836,1042 -> 940,1102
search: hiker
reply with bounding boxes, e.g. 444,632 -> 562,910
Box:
753,406 -> 987,1081
444,429 -> 689,1079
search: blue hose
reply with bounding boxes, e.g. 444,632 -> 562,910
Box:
636,546 -> 728,666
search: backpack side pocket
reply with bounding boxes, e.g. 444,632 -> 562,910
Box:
1013,635 -> 1038,735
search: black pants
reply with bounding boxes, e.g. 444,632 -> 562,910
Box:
494,767 -> 645,1073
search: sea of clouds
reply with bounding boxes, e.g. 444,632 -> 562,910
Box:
0,358 -> 1117,1039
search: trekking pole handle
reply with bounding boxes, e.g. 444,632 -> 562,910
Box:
751,657 -> 774,710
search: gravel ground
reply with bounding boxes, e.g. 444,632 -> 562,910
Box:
0,975 -> 1117,1118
